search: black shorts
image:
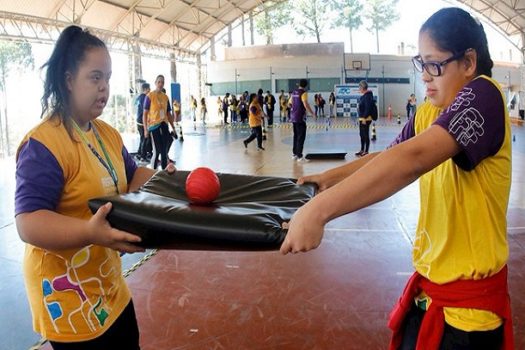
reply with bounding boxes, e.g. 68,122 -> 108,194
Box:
399,304 -> 503,350
49,299 -> 140,350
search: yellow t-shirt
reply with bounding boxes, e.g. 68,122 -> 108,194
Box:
248,101 -> 263,128
17,118 -> 131,342
146,90 -> 170,130
410,75 -> 511,331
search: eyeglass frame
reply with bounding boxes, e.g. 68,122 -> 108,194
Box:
411,49 -> 472,77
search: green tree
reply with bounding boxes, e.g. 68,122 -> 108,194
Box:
0,41 -> 34,157
255,1 -> 291,45
292,0 -> 331,43
365,0 -> 399,53
330,0 -> 363,52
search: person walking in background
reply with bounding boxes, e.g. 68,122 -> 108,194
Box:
355,80 -> 374,157
329,92 -> 336,117
290,79 -> 315,162
135,82 -> 151,162
242,93 -> 265,151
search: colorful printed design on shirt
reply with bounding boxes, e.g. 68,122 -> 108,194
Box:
41,247 -> 112,335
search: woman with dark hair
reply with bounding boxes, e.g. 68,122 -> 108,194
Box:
15,25 -> 175,349
143,75 -> 176,169
281,8 -> 513,349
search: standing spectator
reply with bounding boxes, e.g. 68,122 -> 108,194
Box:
217,96 -> 223,121
222,93 -> 230,124
239,95 -> 248,123
190,95 -> 197,122
313,94 -> 319,117
279,90 -> 287,122
144,75 -> 176,169
290,79 -> 315,161
265,90 -> 276,126
356,80 -> 374,157
243,93 -> 265,150
287,91 -> 293,121
318,94 -> 326,117
230,94 -> 238,123
200,97 -> 207,125
329,92 -> 336,117
135,82 -> 151,162
406,93 -> 417,119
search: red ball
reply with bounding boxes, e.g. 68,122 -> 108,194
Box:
185,167 -> 221,204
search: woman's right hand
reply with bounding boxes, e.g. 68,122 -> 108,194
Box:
87,202 -> 145,253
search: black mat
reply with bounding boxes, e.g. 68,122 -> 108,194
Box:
88,171 -> 316,250
305,152 -> 347,160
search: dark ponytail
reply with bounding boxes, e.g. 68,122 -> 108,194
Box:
41,25 -> 106,136
420,7 -> 493,77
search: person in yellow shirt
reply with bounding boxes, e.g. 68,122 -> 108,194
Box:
280,7 -> 513,349
143,75 -> 176,169
242,93 -> 265,150
15,26 -> 175,349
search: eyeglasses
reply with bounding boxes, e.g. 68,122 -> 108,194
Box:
411,49 -> 470,77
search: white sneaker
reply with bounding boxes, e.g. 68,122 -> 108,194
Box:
297,157 -> 309,163
292,155 -> 298,160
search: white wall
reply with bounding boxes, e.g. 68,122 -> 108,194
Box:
206,43 -> 523,119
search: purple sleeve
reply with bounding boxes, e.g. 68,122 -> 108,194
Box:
388,116 -> 416,148
433,78 -> 505,171
144,96 -> 151,111
249,106 -> 257,114
15,139 -> 64,215
121,146 -> 137,184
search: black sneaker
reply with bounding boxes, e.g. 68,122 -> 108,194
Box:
355,150 -> 363,156
243,140 -> 248,149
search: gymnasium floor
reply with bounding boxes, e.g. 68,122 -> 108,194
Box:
1,117 -> 523,350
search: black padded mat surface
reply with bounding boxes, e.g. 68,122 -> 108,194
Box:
88,171 -> 316,250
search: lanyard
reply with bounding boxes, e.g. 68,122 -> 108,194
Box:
72,120 -> 119,194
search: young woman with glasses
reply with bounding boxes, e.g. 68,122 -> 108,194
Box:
280,7 -> 513,349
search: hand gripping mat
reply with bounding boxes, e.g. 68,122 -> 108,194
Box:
88,171 -> 316,250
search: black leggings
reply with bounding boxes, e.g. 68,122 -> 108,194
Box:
398,304 -> 503,350
359,121 -> 371,152
49,300 -> 140,350
150,122 -> 170,169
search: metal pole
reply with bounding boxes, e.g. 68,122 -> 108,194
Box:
235,68 -> 238,95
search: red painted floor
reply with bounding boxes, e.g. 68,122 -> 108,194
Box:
3,118 -> 524,349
